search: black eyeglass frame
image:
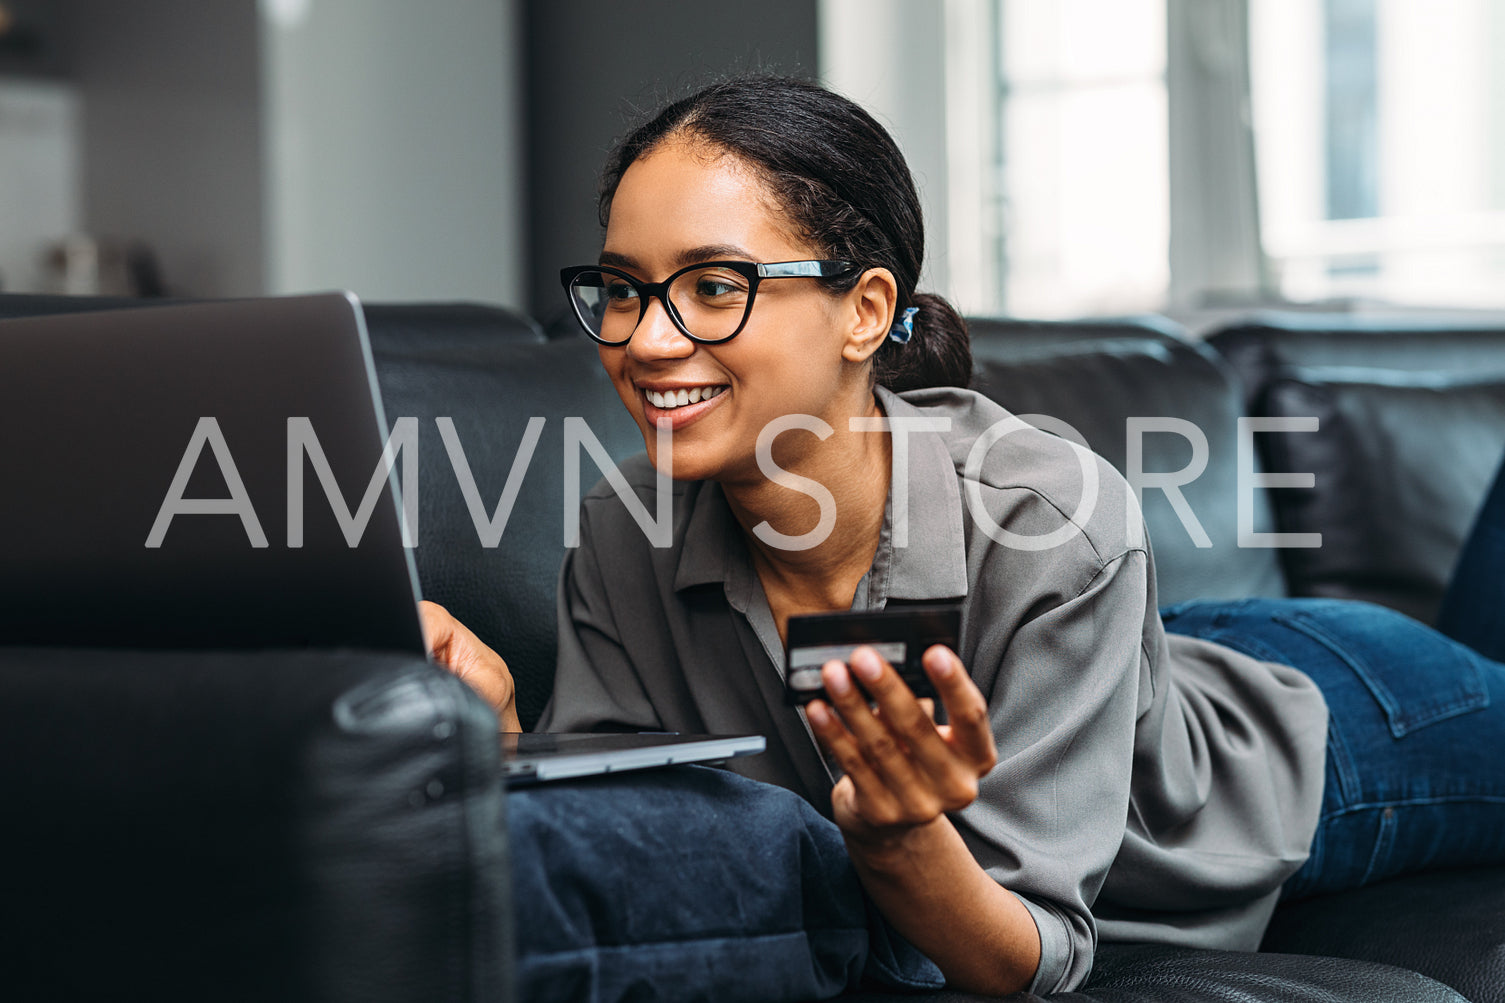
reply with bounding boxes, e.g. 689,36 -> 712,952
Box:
559,259 -> 860,346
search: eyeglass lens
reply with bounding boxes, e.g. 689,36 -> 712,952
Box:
568,266 -> 753,343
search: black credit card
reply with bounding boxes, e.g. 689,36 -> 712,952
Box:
784,604 -> 962,706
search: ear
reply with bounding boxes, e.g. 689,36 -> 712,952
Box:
839,267 -> 899,364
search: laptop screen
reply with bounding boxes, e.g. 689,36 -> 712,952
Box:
0,293 -> 425,653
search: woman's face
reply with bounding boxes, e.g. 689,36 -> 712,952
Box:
597,140 -> 878,483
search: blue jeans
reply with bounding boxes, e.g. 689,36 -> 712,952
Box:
1162,446 -> 1505,901
1161,597 -> 1505,901
508,766 -> 943,1001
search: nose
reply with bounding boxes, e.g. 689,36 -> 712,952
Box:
627,293 -> 695,362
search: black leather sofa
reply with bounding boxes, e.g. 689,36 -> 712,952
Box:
2,293 -> 1502,1002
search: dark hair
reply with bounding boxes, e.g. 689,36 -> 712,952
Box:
597,75 -> 971,393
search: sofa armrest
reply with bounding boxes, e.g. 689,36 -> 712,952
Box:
0,647 -> 511,1003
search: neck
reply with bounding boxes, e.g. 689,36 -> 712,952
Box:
720,389 -> 892,625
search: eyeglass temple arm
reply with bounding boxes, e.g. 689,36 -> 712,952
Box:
755,260 -> 857,279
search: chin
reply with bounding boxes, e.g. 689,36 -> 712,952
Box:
645,446 -> 716,483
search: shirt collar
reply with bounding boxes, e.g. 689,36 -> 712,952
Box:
674,478 -> 739,592
672,387 -> 970,603
871,386 -> 970,602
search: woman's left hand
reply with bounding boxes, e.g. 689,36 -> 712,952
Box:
420,599 -> 523,733
806,644 -> 997,848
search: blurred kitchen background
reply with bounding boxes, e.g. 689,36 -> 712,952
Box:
1,0 -> 1501,331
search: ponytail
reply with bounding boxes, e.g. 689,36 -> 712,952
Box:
874,292 -> 972,392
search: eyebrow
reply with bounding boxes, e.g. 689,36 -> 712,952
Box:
598,244 -> 757,271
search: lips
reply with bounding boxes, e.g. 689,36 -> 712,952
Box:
639,382 -> 730,429
644,385 -> 727,409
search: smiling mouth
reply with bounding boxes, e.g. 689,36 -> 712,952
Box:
643,385 -> 728,409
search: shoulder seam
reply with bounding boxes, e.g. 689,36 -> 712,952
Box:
1073,547 -> 1148,602
972,477 -> 1138,569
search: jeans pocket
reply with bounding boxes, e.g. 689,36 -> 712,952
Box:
1275,603 -> 1489,738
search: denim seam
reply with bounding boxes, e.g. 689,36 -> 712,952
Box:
1360,804 -> 1397,885
1274,610 -> 1488,738
523,933 -> 839,958
1197,629 -> 1287,666
543,916 -> 877,952
1322,725 -> 1362,816
1324,793 -> 1505,817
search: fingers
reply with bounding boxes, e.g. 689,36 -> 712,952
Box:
924,645 -> 997,772
805,700 -> 890,798
808,646 -> 995,828
819,653 -> 930,789
417,601 -> 521,731
418,600 -> 455,654
806,697 -> 920,833
842,647 -> 954,766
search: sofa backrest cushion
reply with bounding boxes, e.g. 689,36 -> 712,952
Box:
0,293 -> 544,346
369,335 -> 643,729
1207,312 -> 1505,410
968,320 -> 1287,605
1256,368 -> 1505,624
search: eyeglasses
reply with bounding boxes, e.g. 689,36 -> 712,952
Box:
560,259 -> 859,346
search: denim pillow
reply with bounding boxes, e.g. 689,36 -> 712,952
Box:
508,765 -> 945,1002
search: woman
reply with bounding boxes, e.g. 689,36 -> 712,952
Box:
422,76 -> 1505,997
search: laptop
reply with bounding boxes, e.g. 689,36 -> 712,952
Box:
0,292 -> 762,779
502,732 -> 766,786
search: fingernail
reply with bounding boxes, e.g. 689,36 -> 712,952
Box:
806,701 -> 829,726
927,647 -> 955,677
824,662 -> 853,697
851,648 -> 882,682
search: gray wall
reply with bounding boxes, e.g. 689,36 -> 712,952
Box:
263,0 -> 525,305
52,0 -> 525,305
523,0 -> 820,319
24,0 -> 817,309
64,0 -> 265,297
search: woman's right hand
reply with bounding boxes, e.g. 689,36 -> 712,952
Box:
806,643 -> 997,847
419,600 -> 522,732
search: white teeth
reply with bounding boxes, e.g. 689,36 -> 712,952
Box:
645,385 -> 726,409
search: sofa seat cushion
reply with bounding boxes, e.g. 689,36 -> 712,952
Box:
1262,865 -> 1505,1003
1255,368 -> 1505,624
836,943 -> 1466,1002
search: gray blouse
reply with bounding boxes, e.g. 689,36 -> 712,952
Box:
536,386 -> 1328,994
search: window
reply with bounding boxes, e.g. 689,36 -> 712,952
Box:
826,0 -> 1503,318
991,0 -> 1170,317
1251,0 -> 1505,307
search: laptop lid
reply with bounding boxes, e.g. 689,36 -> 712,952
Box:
502,733 -> 767,786
0,292 -> 425,653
